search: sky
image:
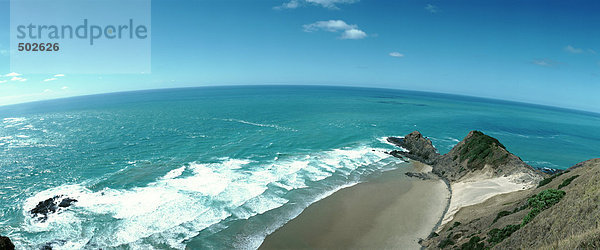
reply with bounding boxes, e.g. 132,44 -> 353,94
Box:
0,0 -> 600,112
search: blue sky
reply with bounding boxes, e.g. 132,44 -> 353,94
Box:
1,0 -> 600,112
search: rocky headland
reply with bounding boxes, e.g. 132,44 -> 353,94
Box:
388,130 -> 544,183
389,130 -> 600,249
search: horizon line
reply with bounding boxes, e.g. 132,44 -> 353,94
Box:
1,84 -> 599,117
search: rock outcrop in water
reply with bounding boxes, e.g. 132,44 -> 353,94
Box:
30,195 -> 78,222
0,235 -> 15,250
387,131 -> 440,165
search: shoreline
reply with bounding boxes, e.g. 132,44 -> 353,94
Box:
259,161 -> 450,249
430,169 -> 452,233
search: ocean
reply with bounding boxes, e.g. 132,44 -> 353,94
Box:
0,85 -> 598,249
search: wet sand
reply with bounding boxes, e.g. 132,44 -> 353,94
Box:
259,162 -> 449,249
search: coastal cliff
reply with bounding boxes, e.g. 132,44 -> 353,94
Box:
389,131 -> 600,249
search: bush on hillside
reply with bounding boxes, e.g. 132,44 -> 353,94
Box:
438,238 -> 455,249
558,175 -> 580,189
488,224 -> 521,246
460,236 -> 485,250
521,189 -> 565,226
537,172 -> 567,188
492,210 -> 512,224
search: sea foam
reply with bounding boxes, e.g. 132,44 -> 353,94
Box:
19,145 -> 392,249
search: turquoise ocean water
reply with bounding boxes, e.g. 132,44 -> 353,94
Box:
0,86 -> 599,249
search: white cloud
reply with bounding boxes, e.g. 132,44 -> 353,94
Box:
44,78 -> 58,82
341,29 -> 367,39
10,77 -> 27,82
532,58 -> 559,67
5,72 -> 21,77
303,20 -> 367,39
425,4 -> 439,13
274,0 -> 300,9
0,80 -> 6,84
43,89 -> 52,93
275,0 -> 358,9
588,49 -> 597,55
54,74 -> 65,77
306,0 -> 358,9
303,20 -> 356,32
61,86 -> 69,90
564,45 -> 583,54
389,52 -> 405,58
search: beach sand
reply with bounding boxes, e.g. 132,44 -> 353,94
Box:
440,171 -> 535,226
259,162 -> 449,249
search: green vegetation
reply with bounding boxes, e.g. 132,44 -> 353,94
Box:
521,208 -> 539,226
487,224 -> 521,246
558,175 -> 579,189
458,131 -> 509,169
448,221 -> 462,231
537,172 -> 564,187
460,236 -> 485,250
512,203 -> 528,213
522,189 -> 565,226
492,210 -> 512,224
481,189 -> 568,247
438,238 -> 455,248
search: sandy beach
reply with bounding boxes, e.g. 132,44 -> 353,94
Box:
259,161 -> 449,249
440,169 -> 536,226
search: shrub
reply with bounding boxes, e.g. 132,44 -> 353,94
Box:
537,172 -> 564,188
521,189 -> 565,226
460,236 -> 485,250
488,224 -> 521,246
439,238 -> 455,248
492,210 -> 512,224
513,203 -> 528,213
522,207 -> 540,226
448,221 -> 461,231
558,175 -> 580,189
528,189 -> 565,210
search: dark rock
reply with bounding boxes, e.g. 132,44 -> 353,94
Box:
405,172 -> 432,180
30,195 -> 77,222
58,198 -> 77,208
40,239 -> 67,250
0,235 -> 15,250
386,131 -> 440,165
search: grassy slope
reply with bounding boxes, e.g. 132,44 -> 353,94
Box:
423,158 -> 600,249
498,158 -> 600,249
